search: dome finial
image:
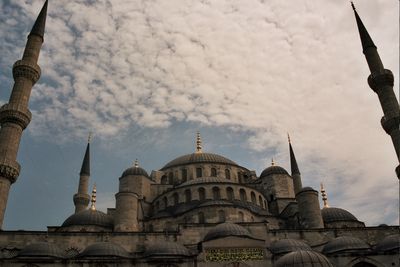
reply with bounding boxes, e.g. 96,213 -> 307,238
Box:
271,158 -> 275,166
196,131 -> 202,153
287,133 -> 291,144
88,132 -> 92,143
320,182 -> 329,208
134,159 -> 139,168
90,184 -> 97,211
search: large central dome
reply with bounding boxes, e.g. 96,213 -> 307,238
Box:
161,152 -> 238,170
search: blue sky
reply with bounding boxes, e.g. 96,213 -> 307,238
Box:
0,0 -> 398,230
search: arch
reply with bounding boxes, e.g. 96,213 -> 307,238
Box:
258,196 -> 263,208
353,263 -> 377,267
185,189 -> 191,203
65,247 -> 80,258
225,169 -> 231,179
218,210 -> 226,223
238,211 -> 244,222
198,187 -> 206,201
196,167 -> 202,178
213,187 -> 221,200
163,196 -> 168,208
346,257 -> 385,267
226,187 -> 234,201
155,201 -> 160,211
240,188 -> 247,202
181,168 -> 188,182
161,175 -> 167,184
198,212 -> 205,223
172,192 -> 179,205
168,172 -> 173,184
250,191 -> 256,204
211,167 -> 217,177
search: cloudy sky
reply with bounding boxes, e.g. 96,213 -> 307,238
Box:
0,0 -> 398,230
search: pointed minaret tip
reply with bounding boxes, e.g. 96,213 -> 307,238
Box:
288,136 -> 301,175
30,0 -> 48,39
80,136 -> 90,176
287,133 -> 291,144
351,1 -> 356,11
351,2 -> 377,54
90,184 -> 97,211
195,131 -> 202,153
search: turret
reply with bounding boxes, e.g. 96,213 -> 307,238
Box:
73,135 -> 91,213
296,187 -> 324,229
0,0 -> 48,228
352,3 -> 400,179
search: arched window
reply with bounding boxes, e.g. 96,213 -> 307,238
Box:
163,197 -> 168,208
185,189 -> 191,203
198,187 -> 206,201
181,169 -> 188,182
264,200 -> 267,209
225,169 -> 231,179
168,172 -> 173,184
198,212 -> 205,223
352,263 -> 377,267
240,189 -> 247,202
161,175 -> 167,184
172,192 -> 179,205
155,201 -> 160,211
259,196 -> 263,208
218,210 -> 225,222
211,167 -> 217,177
226,187 -> 234,201
213,187 -> 221,200
251,216 -> 254,222
238,211 -> 244,222
196,167 -> 202,178
251,192 -> 256,204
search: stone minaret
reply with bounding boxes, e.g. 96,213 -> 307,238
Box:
73,135 -> 91,213
288,134 -> 302,194
0,0 -> 48,229
352,3 -> 400,179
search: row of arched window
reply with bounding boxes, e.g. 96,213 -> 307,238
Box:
160,168 -> 232,184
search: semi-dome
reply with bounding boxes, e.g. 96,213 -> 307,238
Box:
62,209 -> 113,228
121,165 -> 149,178
270,239 -> 312,255
18,242 -> 64,258
203,222 -> 253,242
321,207 -> 358,223
144,241 -> 190,257
375,234 -> 400,252
274,250 -> 333,267
161,152 -> 238,170
322,236 -> 370,254
80,242 -> 129,258
260,165 -> 289,178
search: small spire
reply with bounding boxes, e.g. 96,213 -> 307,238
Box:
90,184 -> 96,211
134,159 -> 139,168
30,0 -> 48,40
351,2 -> 377,54
88,132 -> 92,143
287,133 -> 291,144
271,158 -> 275,166
320,182 -> 329,208
80,135 -> 91,176
350,1 -> 356,11
196,132 -> 202,153
288,135 -> 300,175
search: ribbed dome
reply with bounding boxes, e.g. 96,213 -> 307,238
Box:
375,235 -> 400,252
260,165 -> 289,178
321,207 -> 358,223
62,209 -> 113,228
18,242 -> 64,258
161,152 -> 238,170
274,250 -> 333,267
203,222 -> 253,241
178,177 -> 232,187
121,166 -> 149,177
144,241 -> 190,257
80,242 -> 129,258
322,236 -> 370,254
270,239 -> 312,255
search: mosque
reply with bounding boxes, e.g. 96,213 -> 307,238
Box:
0,1 -> 398,266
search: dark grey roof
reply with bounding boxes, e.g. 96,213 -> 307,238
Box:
62,209 -> 113,228
321,207 -> 358,223
30,0 -> 48,39
121,166 -> 149,177
375,235 -> 400,252
270,239 -> 312,255
161,152 -> 238,170
80,242 -> 129,258
203,222 -> 253,242
144,241 -> 190,257
260,165 -> 289,178
322,236 -> 370,255
178,177 -> 233,187
274,250 -> 333,267
80,142 -> 90,176
18,242 -> 64,258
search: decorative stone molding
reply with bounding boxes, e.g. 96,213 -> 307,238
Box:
0,104 -> 32,129
12,60 -> 41,84
0,159 -> 20,183
368,69 -> 394,93
381,114 -> 400,135
73,193 -> 90,206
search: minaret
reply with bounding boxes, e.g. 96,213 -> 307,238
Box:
73,134 -> 91,213
288,134 -> 303,194
0,0 -> 48,228
352,3 -> 400,179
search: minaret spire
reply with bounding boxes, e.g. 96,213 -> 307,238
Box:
320,183 -> 329,208
352,4 -> 400,179
80,133 -> 91,176
0,0 -> 48,228
196,132 -> 202,153
288,134 -> 303,194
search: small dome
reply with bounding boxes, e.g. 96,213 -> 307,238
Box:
203,222 -> 253,242
18,242 -> 64,258
121,166 -> 149,177
274,250 -> 333,267
62,209 -> 113,228
161,152 -> 238,170
321,207 -> 358,223
144,241 -> 190,257
270,239 -> 312,255
260,165 -> 289,178
375,234 -> 400,252
80,242 -> 129,258
322,236 -> 370,254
